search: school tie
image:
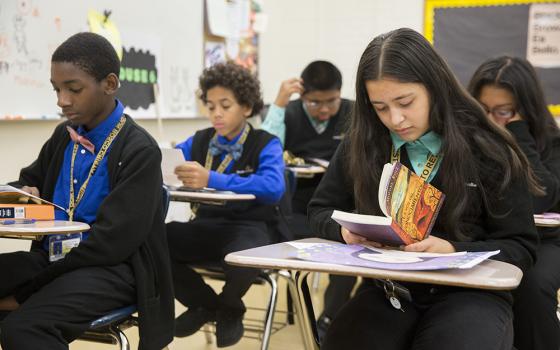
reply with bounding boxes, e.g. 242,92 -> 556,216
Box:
208,138 -> 243,161
66,126 -> 95,154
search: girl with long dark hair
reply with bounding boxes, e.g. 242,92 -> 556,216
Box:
308,28 -> 540,350
469,56 -> 560,350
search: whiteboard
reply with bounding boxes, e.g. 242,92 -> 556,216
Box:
0,0 -> 203,120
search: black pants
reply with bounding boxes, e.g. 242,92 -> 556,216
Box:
513,240 -> 560,350
0,250 -> 136,350
167,218 -> 275,314
321,275 -> 357,319
322,280 -> 513,350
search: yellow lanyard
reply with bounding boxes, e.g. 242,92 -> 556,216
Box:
391,145 -> 440,181
191,125 -> 250,218
68,116 -> 126,221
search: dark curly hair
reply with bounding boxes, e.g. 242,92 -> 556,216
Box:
198,62 -> 264,117
52,32 -> 120,82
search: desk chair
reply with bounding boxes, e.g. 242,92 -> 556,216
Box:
79,186 -> 171,350
194,179 -> 302,350
192,263 -> 296,350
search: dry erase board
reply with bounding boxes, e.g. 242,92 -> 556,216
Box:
0,0 -> 204,120
424,0 -> 560,116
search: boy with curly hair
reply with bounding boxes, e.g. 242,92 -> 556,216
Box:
166,62 -> 285,347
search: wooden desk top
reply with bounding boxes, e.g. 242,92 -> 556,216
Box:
0,220 -> 90,237
169,190 -> 256,204
225,238 -> 522,291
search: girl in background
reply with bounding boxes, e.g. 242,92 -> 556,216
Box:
469,56 -> 560,350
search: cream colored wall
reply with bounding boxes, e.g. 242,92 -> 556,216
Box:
0,0 -> 461,254
258,0 -> 424,102
0,0 -> 424,183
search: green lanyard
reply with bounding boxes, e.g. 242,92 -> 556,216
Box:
390,145 -> 441,181
68,116 -> 126,220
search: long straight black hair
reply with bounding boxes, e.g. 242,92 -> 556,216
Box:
468,56 -> 560,153
349,28 -> 541,240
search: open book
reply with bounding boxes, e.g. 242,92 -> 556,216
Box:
332,162 -> 445,246
0,184 -> 64,220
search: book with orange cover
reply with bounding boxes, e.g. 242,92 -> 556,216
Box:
0,204 -> 55,220
0,185 -> 65,221
331,162 -> 445,246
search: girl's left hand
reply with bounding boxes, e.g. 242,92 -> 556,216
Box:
403,236 -> 456,254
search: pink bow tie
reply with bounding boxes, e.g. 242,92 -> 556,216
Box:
66,126 -> 95,154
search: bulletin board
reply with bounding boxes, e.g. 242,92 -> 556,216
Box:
202,0 -> 261,74
0,0 -> 204,120
424,0 -> 560,116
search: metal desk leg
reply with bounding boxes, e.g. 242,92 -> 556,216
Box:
295,271 -> 320,350
260,271 -> 279,350
280,270 -> 313,349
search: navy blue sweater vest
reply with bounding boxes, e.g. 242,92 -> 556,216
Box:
190,125 -> 278,221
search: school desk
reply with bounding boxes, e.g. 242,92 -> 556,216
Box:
169,189 -> 255,205
0,220 -> 90,240
287,166 -> 326,179
225,238 -> 523,350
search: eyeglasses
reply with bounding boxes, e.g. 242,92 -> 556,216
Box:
303,98 -> 341,110
483,106 -> 516,120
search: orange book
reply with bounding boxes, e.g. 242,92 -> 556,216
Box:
0,204 -> 55,221
331,162 -> 445,246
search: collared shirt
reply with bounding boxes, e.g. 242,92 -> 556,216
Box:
261,102 -> 329,145
45,100 -> 124,250
176,127 -> 285,204
390,130 -> 443,183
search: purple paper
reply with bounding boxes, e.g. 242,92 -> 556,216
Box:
293,243 -> 499,271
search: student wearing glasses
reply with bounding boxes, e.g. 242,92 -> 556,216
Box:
469,56 -> 560,350
261,60 -> 355,340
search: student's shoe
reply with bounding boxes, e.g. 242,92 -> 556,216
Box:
174,307 -> 216,338
316,315 -> 332,343
215,309 -> 244,347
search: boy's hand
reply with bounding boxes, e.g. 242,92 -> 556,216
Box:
174,161 -> 210,189
0,295 -> 19,311
403,236 -> 456,254
21,186 -> 40,197
274,78 -> 304,108
19,186 -> 41,204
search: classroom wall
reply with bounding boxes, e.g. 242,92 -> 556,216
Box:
259,0 -> 424,102
0,0 -> 424,185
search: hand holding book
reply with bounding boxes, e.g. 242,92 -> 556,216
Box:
332,162 -> 446,247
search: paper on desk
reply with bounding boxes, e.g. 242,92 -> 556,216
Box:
306,158 -> 329,168
285,242 -> 325,250
293,242 -> 500,270
364,246 -> 466,258
161,148 -> 185,187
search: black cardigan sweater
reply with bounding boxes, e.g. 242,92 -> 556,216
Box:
308,140 -> 538,276
506,120 -> 560,240
9,116 -> 174,350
